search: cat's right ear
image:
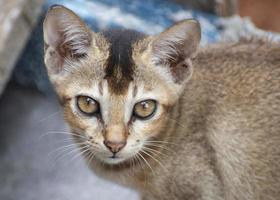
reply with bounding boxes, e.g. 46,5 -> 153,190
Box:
43,5 -> 92,74
150,19 -> 201,84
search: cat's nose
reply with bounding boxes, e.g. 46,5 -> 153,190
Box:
104,140 -> 126,154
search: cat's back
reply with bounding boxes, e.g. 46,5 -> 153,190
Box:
193,38 -> 280,96
190,38 -> 280,113
178,38 -> 280,199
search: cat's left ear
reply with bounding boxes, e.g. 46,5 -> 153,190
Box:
43,5 -> 92,74
151,19 -> 201,83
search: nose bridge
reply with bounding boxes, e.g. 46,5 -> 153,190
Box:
107,96 -> 124,124
105,124 -> 127,142
103,96 -> 128,153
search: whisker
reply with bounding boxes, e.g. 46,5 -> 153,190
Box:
55,146 -> 90,168
136,153 -> 148,186
52,144 -> 89,164
36,111 -> 61,123
145,140 -> 178,145
144,143 -> 175,154
66,145 -> 91,165
142,146 -> 168,158
138,150 -> 154,174
38,131 -> 88,141
86,150 -> 97,165
49,131 -> 87,138
130,156 -> 136,174
54,138 -> 78,145
82,149 -> 92,160
48,141 -> 87,157
135,153 -> 148,185
141,149 -> 168,173
48,147 -> 78,168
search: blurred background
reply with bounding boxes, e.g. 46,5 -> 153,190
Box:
0,0 -> 280,199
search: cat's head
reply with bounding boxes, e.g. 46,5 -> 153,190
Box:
43,5 -> 201,165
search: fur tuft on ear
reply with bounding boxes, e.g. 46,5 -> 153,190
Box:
152,19 -> 201,83
43,5 -> 92,73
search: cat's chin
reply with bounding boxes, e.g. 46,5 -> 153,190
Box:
95,155 -> 128,165
103,157 -> 126,165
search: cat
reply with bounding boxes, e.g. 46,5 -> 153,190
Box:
43,5 -> 280,200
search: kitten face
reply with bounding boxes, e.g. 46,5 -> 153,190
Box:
62,77 -> 171,164
43,5 -> 200,165
51,47 -> 175,164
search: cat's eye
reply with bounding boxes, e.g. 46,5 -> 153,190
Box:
133,100 -> 157,120
76,96 -> 100,116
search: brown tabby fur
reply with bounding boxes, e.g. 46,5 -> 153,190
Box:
43,5 -> 280,200
89,39 -> 280,200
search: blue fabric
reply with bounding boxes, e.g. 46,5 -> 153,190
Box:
13,0 -> 221,93
45,0 -> 220,43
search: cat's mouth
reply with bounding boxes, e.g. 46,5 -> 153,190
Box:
95,150 -> 139,165
109,153 -> 119,159
104,155 -> 126,164
84,141 -> 144,165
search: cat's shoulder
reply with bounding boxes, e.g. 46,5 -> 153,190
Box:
194,36 -> 280,69
197,36 -> 280,58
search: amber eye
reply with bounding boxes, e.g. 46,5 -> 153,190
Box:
133,100 -> 157,119
76,96 -> 100,116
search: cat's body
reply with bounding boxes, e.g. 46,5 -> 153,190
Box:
43,6 -> 280,200
88,40 -> 280,200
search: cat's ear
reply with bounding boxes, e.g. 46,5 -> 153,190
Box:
151,19 -> 201,83
43,5 -> 92,74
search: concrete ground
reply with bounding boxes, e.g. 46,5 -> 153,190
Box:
0,83 -> 139,200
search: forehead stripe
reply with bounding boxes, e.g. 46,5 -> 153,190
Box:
101,29 -> 145,95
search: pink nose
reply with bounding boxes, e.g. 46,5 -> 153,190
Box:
104,140 -> 126,154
